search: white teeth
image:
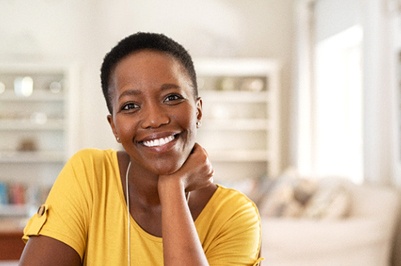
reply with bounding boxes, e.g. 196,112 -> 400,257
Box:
142,135 -> 175,147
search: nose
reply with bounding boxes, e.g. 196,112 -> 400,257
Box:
141,102 -> 170,128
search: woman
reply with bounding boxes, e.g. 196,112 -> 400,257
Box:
19,32 -> 262,266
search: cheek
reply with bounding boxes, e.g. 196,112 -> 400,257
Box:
176,108 -> 197,131
115,117 -> 136,140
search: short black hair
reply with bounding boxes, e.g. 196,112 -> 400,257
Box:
100,32 -> 198,114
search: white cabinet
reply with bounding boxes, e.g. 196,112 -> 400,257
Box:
0,62 -> 79,216
194,58 -> 281,190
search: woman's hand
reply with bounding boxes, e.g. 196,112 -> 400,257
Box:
159,143 -> 214,192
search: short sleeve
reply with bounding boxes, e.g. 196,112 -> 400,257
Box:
22,149 -> 96,259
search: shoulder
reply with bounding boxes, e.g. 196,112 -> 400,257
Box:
67,148 -> 117,167
60,149 -> 119,182
70,148 -> 116,160
215,185 -> 258,208
208,185 -> 260,222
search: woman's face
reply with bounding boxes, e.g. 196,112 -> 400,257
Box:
107,50 -> 202,175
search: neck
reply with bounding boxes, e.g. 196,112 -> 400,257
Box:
126,160 -> 161,207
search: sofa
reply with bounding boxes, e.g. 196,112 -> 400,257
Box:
253,175 -> 401,266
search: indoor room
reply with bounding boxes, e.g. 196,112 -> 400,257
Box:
0,0 -> 400,265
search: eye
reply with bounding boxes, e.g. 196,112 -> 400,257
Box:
121,102 -> 140,111
164,94 -> 184,103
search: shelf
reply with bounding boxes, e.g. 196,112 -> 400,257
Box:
201,119 -> 270,131
0,119 -> 64,131
0,151 -> 65,163
0,90 -> 64,102
194,58 -> 279,76
208,150 -> 270,162
199,90 -> 269,103
0,204 -> 29,217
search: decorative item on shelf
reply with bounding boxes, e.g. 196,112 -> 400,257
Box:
17,138 -> 38,152
30,112 -> 48,125
0,182 -> 8,204
48,80 -> 63,94
0,182 -> 51,213
240,78 -> 265,92
14,76 -> 34,97
9,182 -> 26,205
218,77 -> 237,91
0,81 -> 5,94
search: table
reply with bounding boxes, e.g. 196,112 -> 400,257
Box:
0,219 -> 25,261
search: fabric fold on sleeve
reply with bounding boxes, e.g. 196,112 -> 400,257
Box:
22,204 -> 49,243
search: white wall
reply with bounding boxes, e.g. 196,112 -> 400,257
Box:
0,0 -> 295,168
314,0 -> 360,42
0,1 -> 94,60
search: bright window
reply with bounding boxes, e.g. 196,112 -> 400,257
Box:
314,25 -> 363,183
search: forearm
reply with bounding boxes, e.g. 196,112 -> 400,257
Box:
159,180 -> 209,266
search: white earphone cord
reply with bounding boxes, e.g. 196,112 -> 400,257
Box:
126,161 -> 132,266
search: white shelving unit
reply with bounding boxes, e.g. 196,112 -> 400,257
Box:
0,62 -> 79,217
194,58 -> 281,190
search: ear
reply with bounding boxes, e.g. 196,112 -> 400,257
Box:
107,114 -> 119,142
196,97 -> 203,122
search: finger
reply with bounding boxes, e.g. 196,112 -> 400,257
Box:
190,143 -> 201,154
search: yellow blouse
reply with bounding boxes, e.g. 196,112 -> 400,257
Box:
23,149 -> 263,265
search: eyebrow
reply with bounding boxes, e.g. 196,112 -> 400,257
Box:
118,83 -> 182,100
118,89 -> 141,100
160,83 -> 181,90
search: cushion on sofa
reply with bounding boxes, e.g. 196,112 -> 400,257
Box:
258,170 -> 351,219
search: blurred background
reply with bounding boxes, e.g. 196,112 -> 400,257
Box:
0,0 -> 401,265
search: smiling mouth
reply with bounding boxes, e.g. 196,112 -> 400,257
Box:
142,135 -> 176,147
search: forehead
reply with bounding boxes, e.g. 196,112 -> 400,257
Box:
116,49 -> 181,72
112,50 -> 188,82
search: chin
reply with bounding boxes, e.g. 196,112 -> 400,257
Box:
151,158 -> 185,176
143,142 -> 194,175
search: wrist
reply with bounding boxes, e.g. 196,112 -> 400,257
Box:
158,175 -> 186,201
